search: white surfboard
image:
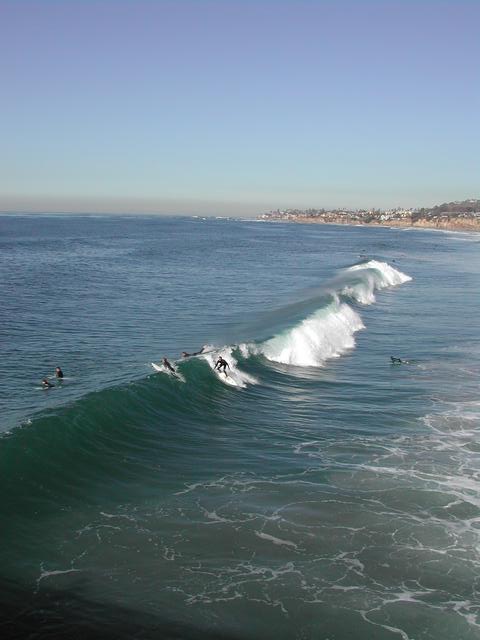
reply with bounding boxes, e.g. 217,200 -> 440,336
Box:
213,368 -> 240,387
151,362 -> 185,382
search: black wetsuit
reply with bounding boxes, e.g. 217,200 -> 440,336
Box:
163,359 -> 176,373
182,348 -> 204,358
56,368 -> 64,378
214,358 -> 229,375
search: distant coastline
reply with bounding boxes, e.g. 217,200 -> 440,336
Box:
259,199 -> 480,232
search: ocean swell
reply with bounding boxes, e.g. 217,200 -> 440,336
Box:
3,260 -> 412,445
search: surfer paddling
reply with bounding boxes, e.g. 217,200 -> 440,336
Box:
214,356 -> 230,377
390,356 -> 410,364
181,347 -> 205,358
42,378 -> 54,388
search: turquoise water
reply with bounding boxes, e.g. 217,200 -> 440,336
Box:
1,215 -> 479,639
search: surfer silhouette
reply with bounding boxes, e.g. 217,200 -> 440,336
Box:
42,378 -> 54,388
162,357 -> 176,373
55,366 -> 64,379
214,356 -> 230,377
390,356 -> 404,364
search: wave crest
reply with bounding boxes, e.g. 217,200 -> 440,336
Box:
342,260 -> 412,304
254,298 -> 363,367
251,260 -> 411,368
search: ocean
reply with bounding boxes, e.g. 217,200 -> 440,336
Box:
1,214 -> 479,640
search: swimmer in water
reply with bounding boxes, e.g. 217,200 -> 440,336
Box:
55,367 -> 64,379
42,378 -> 54,388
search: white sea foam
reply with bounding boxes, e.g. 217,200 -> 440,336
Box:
346,259 -> 412,283
342,260 -> 412,304
151,362 -> 186,383
255,531 -> 298,549
255,298 -> 364,367
36,565 -> 80,592
250,260 -> 411,368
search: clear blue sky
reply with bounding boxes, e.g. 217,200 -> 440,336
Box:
1,0 -> 478,215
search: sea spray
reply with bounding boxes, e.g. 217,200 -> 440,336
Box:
341,260 -> 412,304
255,298 -> 364,367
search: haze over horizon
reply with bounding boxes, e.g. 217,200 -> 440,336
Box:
1,1 -> 478,217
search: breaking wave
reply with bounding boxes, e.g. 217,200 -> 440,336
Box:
341,259 -> 412,304
248,260 -> 412,367
150,260 -> 412,374
8,260 -> 413,446
251,298 -> 364,367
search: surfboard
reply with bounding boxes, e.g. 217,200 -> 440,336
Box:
151,362 -> 178,375
213,369 -> 239,386
151,362 -> 185,382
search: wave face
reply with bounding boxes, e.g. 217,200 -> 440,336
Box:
148,261 -> 411,375
255,298 -> 364,366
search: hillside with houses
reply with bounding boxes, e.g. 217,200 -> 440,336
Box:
259,199 -> 480,231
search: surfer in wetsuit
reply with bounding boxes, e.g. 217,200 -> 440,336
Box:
42,378 -> 54,388
181,347 -> 205,358
55,367 -> 64,379
162,357 -> 176,373
390,356 -> 403,364
214,356 -> 230,377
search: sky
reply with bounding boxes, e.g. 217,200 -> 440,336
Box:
1,0 -> 479,215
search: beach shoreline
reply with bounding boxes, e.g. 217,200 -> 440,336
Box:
270,215 -> 480,233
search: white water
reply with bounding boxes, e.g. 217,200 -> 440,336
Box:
151,362 -> 186,383
257,298 -> 364,367
342,260 -> 412,305
252,261 -> 412,367
201,345 -> 258,388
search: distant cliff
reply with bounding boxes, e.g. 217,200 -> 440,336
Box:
411,199 -> 480,230
259,199 -> 480,232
